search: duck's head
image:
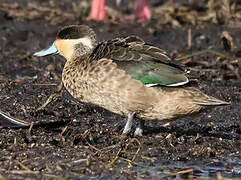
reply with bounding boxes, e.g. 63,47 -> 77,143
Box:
34,25 -> 97,61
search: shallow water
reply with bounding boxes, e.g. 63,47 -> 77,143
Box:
131,157 -> 241,179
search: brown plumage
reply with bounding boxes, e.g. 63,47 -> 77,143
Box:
34,25 -> 230,135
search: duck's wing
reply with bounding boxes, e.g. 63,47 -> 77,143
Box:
90,36 -> 189,87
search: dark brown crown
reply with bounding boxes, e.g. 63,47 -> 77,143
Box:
57,25 -> 96,40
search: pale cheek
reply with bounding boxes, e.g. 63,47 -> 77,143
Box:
58,43 -> 74,60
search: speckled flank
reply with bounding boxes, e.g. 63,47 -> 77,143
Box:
53,25 -> 229,121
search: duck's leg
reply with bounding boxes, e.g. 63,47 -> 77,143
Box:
122,112 -> 135,134
124,0 -> 151,21
134,120 -> 145,136
89,0 -> 107,20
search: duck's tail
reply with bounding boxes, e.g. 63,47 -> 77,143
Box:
191,92 -> 230,106
139,87 -> 230,121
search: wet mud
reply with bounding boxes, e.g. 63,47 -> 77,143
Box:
0,0 -> 240,179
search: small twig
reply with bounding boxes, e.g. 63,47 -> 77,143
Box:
164,168 -> 195,176
128,138 -> 141,162
72,159 -> 87,164
16,161 -> 31,171
120,151 -> 156,162
229,59 -> 239,64
86,142 -> 102,153
28,122 -> 34,136
20,105 -> 27,115
61,126 -> 68,136
10,170 -> 39,175
42,173 -> 66,179
37,91 -> 62,111
14,137 -> 17,145
176,48 -> 226,61
11,161 -> 39,175
187,28 -> 192,50
119,169 -> 133,175
101,144 -> 121,152
105,148 -> 122,168
71,167 -> 94,174
86,154 -> 91,166
36,82 -> 63,111
105,138 -> 142,168
33,83 -> 58,86
119,157 -> 142,166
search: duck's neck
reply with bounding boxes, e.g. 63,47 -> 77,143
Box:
71,44 -> 94,60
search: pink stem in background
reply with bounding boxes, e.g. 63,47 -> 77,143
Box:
90,0 -> 151,21
134,0 -> 151,21
124,0 -> 151,21
90,0 -> 107,20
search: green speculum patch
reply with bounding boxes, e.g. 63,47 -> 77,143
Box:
139,75 -> 165,86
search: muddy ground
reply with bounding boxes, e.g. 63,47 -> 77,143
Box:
0,0 -> 240,179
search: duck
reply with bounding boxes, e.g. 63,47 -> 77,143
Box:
34,25 -> 229,136
90,0 -> 151,21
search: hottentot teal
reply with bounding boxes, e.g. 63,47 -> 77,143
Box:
34,25 -> 229,135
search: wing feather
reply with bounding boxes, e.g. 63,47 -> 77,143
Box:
90,36 -> 190,87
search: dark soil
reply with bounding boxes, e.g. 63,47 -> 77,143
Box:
0,0 -> 240,179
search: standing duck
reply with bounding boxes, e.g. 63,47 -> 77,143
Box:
34,25 -> 229,135
90,0 -> 151,21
